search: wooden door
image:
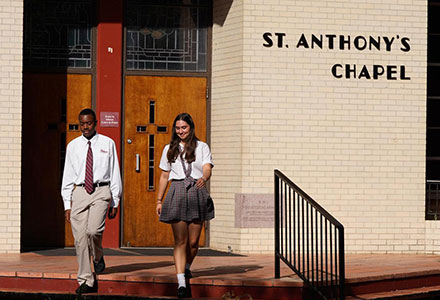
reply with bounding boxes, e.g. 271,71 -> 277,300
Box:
123,76 -> 207,247
21,73 -> 91,249
64,74 -> 93,246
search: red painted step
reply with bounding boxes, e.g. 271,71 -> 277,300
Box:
346,284 -> 440,300
0,276 -> 305,300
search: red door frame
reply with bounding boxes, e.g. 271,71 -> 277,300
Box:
96,0 -> 123,248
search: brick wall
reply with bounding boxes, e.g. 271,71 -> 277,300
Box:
210,0 -> 244,252
0,0 -> 431,254
0,1 -> 23,253
211,0 -> 428,253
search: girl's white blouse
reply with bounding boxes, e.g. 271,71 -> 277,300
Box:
159,141 -> 213,181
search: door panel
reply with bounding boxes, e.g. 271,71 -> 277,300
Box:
64,74 -> 93,247
22,73 -> 67,249
123,76 -> 207,247
21,73 -> 92,249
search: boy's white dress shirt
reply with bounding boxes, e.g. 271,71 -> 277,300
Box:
61,133 -> 122,210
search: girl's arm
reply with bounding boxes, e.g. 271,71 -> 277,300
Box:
156,170 -> 170,215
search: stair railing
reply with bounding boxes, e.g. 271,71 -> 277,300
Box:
274,170 -> 345,300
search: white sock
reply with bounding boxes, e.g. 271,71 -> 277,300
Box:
177,273 -> 186,288
185,263 -> 191,271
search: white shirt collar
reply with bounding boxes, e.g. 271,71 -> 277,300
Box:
81,132 -> 99,144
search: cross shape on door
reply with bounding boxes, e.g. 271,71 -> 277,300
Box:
135,99 -> 168,190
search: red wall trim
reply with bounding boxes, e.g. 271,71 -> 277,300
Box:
96,0 -> 123,248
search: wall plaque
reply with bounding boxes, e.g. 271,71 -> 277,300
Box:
100,112 -> 119,127
235,193 -> 274,228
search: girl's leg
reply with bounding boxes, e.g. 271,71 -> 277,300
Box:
171,221 -> 189,274
186,221 -> 204,266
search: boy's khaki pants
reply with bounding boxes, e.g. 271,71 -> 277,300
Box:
70,186 -> 110,287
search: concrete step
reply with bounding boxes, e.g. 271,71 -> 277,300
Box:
345,271 -> 440,297
0,277 -> 302,300
346,284 -> 440,300
0,290 -> 168,300
0,289 -> 257,300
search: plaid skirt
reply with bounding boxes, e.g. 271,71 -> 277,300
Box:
159,179 -> 215,223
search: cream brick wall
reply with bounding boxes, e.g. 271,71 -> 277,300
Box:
0,1 -> 23,253
210,0 -> 245,253
211,0 -> 429,253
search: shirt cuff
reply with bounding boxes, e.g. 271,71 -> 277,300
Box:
111,198 -> 120,208
63,200 -> 71,210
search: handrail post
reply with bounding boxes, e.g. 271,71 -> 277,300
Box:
339,226 -> 345,300
274,170 -> 280,279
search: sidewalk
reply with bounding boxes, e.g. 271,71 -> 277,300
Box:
1,249 -> 440,299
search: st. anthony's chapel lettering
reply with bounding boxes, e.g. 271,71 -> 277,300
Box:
296,34 -> 410,52
332,64 -> 410,80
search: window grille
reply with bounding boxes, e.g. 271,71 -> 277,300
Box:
125,0 -> 209,72
427,2 -> 440,219
24,0 -> 93,69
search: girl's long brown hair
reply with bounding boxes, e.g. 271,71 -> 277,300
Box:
167,113 -> 199,164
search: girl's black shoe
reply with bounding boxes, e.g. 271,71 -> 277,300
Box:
177,286 -> 188,298
177,285 -> 192,298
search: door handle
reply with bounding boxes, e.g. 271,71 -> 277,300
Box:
136,154 -> 140,172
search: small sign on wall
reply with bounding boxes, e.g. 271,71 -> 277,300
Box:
100,112 -> 119,127
235,194 -> 274,228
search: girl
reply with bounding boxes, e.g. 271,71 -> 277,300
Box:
156,113 -> 214,298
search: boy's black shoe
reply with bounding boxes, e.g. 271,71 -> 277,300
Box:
94,256 -> 105,274
75,282 -> 97,294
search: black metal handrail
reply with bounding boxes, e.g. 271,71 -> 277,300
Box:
274,170 -> 345,300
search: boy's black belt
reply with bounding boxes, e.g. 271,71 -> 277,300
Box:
76,182 -> 110,187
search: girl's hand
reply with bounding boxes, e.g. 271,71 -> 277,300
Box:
156,203 -> 162,216
196,177 -> 207,189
